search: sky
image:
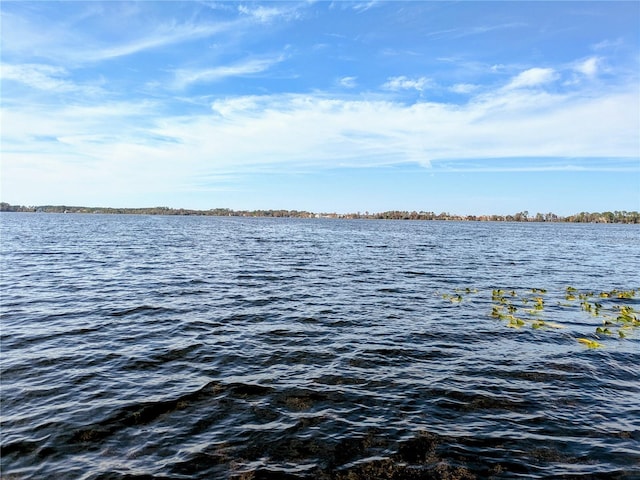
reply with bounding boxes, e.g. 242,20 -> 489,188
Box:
1,1 -> 639,215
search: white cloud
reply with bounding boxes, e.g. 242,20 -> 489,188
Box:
382,76 -> 431,91
427,23 -> 526,40
450,83 -> 478,94
593,38 -> 623,51
1,6 -> 247,66
94,22 -> 233,62
211,96 -> 263,117
0,63 -> 103,95
1,2 -> 307,68
506,67 -> 558,89
173,55 -> 285,89
351,1 -> 380,13
0,99 -> 175,205
237,4 -> 300,23
574,57 -> 599,77
1,63 -> 72,91
380,48 -> 421,57
141,85 -> 640,173
338,76 -> 358,88
2,64 -> 638,206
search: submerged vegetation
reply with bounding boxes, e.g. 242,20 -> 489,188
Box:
441,287 -> 638,348
1,203 -> 639,223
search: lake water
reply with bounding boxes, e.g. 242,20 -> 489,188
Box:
1,213 -> 639,479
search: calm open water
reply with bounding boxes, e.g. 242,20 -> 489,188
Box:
1,213 -> 639,479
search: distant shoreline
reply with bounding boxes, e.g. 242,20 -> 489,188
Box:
2,203 -> 638,224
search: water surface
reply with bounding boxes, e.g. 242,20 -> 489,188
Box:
1,214 -> 639,479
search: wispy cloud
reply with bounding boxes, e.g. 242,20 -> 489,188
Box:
1,98 -> 183,205
2,63 -> 73,92
427,22 -> 526,40
173,54 -> 285,89
382,76 -> 431,92
1,63 -> 104,95
433,158 -> 639,173
1,3 -> 294,66
450,83 -> 478,94
592,38 -> 624,51
164,78 -> 638,173
2,100 -> 159,148
329,1 -> 381,13
92,23 -> 231,61
380,48 -> 422,57
337,76 -> 358,88
211,95 -> 263,117
1,6 -> 234,65
505,67 -> 558,89
351,1 -> 381,13
237,4 -> 301,23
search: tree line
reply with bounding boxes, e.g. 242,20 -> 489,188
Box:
1,203 -> 638,223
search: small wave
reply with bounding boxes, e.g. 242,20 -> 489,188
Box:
107,305 -> 174,317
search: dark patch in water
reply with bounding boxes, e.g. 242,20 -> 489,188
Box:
108,305 -> 172,317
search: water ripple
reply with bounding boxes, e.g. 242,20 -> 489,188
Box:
1,214 -> 639,479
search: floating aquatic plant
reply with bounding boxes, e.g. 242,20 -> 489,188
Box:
441,287 -> 481,304
441,287 -> 640,349
531,320 -> 545,329
441,287 -> 638,347
533,297 -> 544,311
617,306 -> 638,324
599,289 -> 636,299
565,286 -> 578,301
506,315 -> 526,328
577,338 -> 602,349
456,287 -> 478,294
614,289 -> 635,299
441,293 -> 463,303
593,302 -> 602,315
488,288 -> 556,331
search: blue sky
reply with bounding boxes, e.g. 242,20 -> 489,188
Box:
1,1 -> 639,215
